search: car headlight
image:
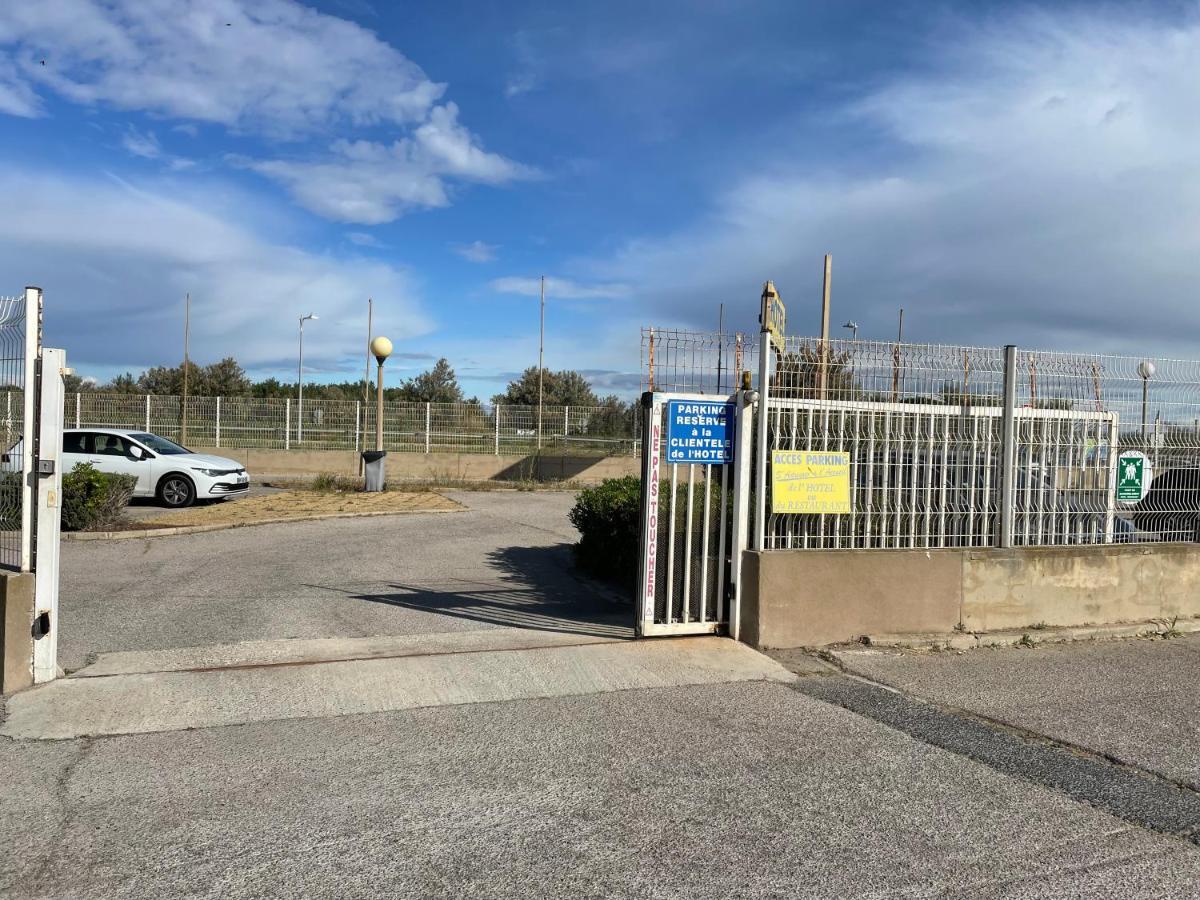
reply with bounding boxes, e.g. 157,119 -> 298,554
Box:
190,467 -> 225,477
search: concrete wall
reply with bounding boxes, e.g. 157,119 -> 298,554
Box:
740,543 -> 1200,648
189,448 -> 639,484
1,571 -> 35,694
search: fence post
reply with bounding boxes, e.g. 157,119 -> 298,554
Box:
753,325 -> 772,552
354,400 -> 360,452
425,402 -> 431,454
285,398 -> 291,451
998,344 -> 1018,549
564,405 -> 569,441
495,404 -> 501,455
144,395 -> 151,432
215,396 -> 221,447
74,392 -> 80,428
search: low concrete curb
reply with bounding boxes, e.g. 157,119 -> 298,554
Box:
63,506 -> 461,542
855,617 -> 1200,652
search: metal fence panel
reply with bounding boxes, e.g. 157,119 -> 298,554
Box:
67,394 -> 639,457
0,294 -> 28,570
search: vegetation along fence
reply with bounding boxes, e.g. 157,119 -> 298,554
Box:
64,394 -> 641,456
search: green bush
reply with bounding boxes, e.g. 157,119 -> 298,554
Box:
568,476 -> 642,594
61,463 -> 137,532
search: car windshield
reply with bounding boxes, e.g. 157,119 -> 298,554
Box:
129,433 -> 191,455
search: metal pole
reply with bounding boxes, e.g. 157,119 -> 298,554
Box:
424,402 -> 431,454
181,293 -> 190,446
361,298 -> 372,475
284,398 -> 290,450
1141,377 -> 1148,442
999,344 -> 1018,549
754,326 -> 772,552
215,396 -> 221,448
494,403 -> 501,455
717,303 -> 725,393
376,362 -> 384,452
537,274 -> 545,451
818,254 -> 831,400
297,316 -> 304,444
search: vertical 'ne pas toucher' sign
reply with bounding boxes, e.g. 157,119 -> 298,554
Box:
666,400 -> 735,464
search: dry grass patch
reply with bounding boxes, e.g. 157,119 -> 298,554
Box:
141,490 -> 461,528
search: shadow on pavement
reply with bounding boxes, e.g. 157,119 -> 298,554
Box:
348,543 -> 631,639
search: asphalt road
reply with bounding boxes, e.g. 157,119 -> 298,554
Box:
4,492 -> 1200,897
832,637 -> 1200,788
58,490 -> 624,671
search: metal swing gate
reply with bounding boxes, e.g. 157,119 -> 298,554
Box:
636,391 -> 755,637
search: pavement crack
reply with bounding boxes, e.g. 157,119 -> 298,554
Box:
23,736 -> 95,885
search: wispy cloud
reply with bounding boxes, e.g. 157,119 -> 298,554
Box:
120,127 -> 161,159
590,7 -> 1200,354
346,231 -> 383,248
244,103 -> 535,224
491,276 -> 630,300
0,167 -> 429,371
452,240 -> 498,263
0,0 -> 442,138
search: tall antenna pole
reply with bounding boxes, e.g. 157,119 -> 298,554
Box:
181,292 -> 190,445
363,297 -> 373,404
537,275 -> 545,451
892,307 -> 904,399
818,254 -> 831,400
717,303 -> 725,393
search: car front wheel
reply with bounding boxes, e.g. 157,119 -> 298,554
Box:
158,474 -> 196,508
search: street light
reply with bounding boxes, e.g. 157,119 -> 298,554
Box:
371,336 -> 392,452
297,313 -> 318,443
843,320 -> 859,341
1138,360 -> 1156,444
362,335 -> 392,492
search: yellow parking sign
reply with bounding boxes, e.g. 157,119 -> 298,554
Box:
771,450 -> 851,514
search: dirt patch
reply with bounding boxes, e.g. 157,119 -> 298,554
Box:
138,490 -> 462,528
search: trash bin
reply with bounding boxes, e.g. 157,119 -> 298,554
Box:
362,450 -> 387,492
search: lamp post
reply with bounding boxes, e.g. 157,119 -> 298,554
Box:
843,320 -> 858,341
1138,360 -> 1155,443
297,313 -> 318,443
371,336 -> 392,452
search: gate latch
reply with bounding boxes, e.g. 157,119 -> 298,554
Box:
37,459 -> 54,476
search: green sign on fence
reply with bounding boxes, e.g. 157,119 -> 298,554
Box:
1116,451 -> 1151,503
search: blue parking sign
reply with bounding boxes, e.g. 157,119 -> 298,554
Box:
665,400 -> 735,464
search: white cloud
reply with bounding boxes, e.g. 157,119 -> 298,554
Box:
589,7 -> 1200,356
245,103 -> 534,224
120,127 -> 161,159
0,168 -> 429,373
453,241 -> 498,263
0,0 -> 443,138
491,276 -> 630,300
346,231 -> 383,248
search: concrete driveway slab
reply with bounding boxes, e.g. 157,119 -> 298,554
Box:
3,637 -> 795,739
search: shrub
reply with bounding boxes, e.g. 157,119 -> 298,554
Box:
568,476 -> 642,594
61,463 -> 137,532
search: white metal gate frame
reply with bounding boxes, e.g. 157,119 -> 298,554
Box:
636,390 -> 754,637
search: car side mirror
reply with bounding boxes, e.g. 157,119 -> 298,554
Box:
128,445 -> 146,460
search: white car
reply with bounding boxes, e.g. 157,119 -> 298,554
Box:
62,428 -> 249,508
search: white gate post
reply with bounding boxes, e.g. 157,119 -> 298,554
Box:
729,389 -> 756,642
74,392 -> 81,428
636,392 -> 664,637
564,405 -> 569,440
144,394 -> 150,432
354,400 -> 361,452
33,347 -> 66,684
19,287 -> 39,573
495,404 -> 501,455
285,398 -> 291,451
425,402 -> 431,454
215,396 -> 222,448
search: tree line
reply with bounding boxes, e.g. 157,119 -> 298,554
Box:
66,357 -> 631,411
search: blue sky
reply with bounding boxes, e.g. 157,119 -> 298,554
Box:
1,0 -> 1199,399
